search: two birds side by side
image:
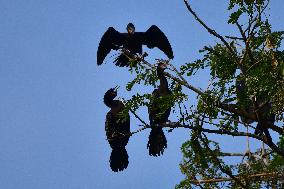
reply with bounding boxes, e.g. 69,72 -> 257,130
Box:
103,62 -> 171,172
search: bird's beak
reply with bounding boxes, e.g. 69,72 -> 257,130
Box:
114,85 -> 120,91
129,28 -> 135,34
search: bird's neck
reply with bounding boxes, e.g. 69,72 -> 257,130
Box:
104,96 -> 118,108
157,69 -> 168,90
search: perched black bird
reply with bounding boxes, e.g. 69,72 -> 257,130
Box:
104,87 -> 130,172
236,76 -> 275,137
97,23 -> 174,67
147,62 -> 172,156
253,98 -> 275,137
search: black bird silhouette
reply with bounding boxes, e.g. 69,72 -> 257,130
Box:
147,62 -> 172,156
236,76 -> 275,138
104,87 -> 130,172
253,98 -> 275,137
97,23 -> 174,67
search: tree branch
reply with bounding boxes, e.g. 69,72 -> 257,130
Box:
200,134 -> 249,189
188,172 -> 283,184
225,35 -> 245,40
183,0 -> 234,55
121,48 -> 284,136
157,122 -> 264,141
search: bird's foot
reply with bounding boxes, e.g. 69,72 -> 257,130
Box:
165,121 -> 176,133
142,52 -> 148,58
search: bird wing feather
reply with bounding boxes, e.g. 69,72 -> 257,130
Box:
97,27 -> 126,65
140,25 -> 174,59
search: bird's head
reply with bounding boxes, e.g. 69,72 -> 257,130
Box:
127,23 -> 135,35
157,62 -> 168,71
105,86 -> 119,99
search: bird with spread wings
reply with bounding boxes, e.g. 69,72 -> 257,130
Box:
97,23 -> 174,67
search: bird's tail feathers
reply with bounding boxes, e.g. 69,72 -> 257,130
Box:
114,54 -> 129,67
147,127 -> 167,157
109,147 -> 129,172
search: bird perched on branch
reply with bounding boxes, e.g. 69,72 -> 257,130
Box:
235,76 -> 275,139
147,62 -> 172,156
97,23 -> 174,67
104,87 -> 130,172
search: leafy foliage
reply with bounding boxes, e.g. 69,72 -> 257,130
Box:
116,0 -> 283,188
176,1 -> 284,188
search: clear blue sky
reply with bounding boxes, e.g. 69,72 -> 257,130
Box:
0,1 -> 283,188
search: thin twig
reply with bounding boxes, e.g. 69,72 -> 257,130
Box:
129,109 -> 149,127
225,35 -> 245,40
236,21 -> 247,41
200,134 -> 249,188
183,0 -> 235,55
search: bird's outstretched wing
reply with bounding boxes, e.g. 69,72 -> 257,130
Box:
97,27 -> 125,65
141,25 -> 174,59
